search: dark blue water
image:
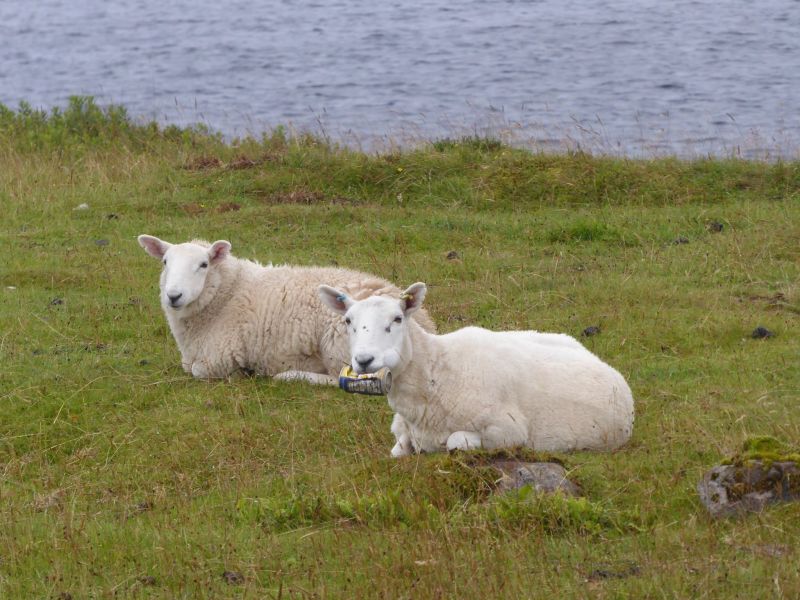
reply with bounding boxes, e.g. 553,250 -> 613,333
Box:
2,0 -> 799,157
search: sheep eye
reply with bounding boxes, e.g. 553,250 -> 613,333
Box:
162,259 -> 167,265
200,261 -> 208,269
394,316 -> 402,323
345,318 -> 351,325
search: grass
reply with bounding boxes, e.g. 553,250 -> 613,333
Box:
1,97 -> 799,598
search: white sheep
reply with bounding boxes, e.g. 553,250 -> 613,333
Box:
319,282 -> 634,456
137,235 -> 436,382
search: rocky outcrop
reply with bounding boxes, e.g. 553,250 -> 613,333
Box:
698,459 -> 800,518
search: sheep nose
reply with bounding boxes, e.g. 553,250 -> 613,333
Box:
355,354 -> 374,371
168,292 -> 183,305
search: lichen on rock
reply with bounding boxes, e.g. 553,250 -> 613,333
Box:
699,436 -> 800,518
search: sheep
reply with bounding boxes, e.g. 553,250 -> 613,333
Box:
318,282 -> 634,456
137,235 -> 436,382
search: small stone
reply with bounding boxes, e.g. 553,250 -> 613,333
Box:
133,501 -> 153,514
493,461 -> 581,496
95,239 -> 109,246
50,297 -> 64,306
707,220 -> 724,233
587,561 -> 640,581
222,571 -> 244,585
446,250 -> 460,260
673,236 -> 690,245
751,326 -> 774,339
582,326 -> 601,337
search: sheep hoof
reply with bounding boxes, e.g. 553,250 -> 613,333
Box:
391,442 -> 412,458
446,431 -> 482,451
191,363 -> 210,378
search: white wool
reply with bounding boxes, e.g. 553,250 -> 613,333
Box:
137,235 -> 436,381
319,282 -> 634,455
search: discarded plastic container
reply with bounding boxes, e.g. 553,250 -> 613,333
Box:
338,365 -> 392,396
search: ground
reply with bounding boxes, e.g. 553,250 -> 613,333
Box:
1,98 -> 799,598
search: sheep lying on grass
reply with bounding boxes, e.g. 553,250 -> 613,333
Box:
319,282 -> 634,455
137,235 -> 436,382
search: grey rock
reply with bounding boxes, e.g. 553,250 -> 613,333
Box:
751,326 -> 774,339
697,460 -> 800,518
492,460 -> 581,496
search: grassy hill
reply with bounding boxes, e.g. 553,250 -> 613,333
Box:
1,98 -> 799,598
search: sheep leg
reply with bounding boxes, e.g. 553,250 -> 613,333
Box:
390,413 -> 414,457
481,421 -> 528,449
446,431 -> 482,451
190,361 -> 213,379
274,370 -> 337,386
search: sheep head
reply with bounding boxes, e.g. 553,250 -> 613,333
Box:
319,282 -> 426,375
138,235 -> 230,316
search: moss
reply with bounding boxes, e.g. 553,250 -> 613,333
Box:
721,436 -> 800,468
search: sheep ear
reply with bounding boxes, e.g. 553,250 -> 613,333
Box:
208,240 -> 231,264
138,235 -> 171,259
400,282 -> 426,315
318,285 -> 353,315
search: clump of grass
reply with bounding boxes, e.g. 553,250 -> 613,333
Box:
236,490 -> 433,530
0,95 -> 210,153
479,485 -> 626,535
547,220 -> 627,244
432,136 -> 504,153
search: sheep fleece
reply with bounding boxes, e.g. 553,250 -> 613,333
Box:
164,251 -> 436,378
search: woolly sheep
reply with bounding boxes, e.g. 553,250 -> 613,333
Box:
137,235 -> 436,382
319,282 -> 634,456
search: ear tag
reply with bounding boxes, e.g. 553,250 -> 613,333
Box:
337,295 -> 346,303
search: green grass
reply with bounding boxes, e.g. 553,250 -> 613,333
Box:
1,97 -> 799,598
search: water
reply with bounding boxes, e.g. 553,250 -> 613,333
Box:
2,0 -> 799,158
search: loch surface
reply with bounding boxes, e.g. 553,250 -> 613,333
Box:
2,0 -> 799,157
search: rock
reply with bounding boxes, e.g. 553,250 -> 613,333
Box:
751,326 -> 774,339
492,460 -> 581,496
582,325 -> 601,337
697,460 -> 800,518
222,571 -> 244,585
586,561 -> 640,581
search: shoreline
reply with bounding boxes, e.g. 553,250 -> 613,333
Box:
3,95 -> 798,162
